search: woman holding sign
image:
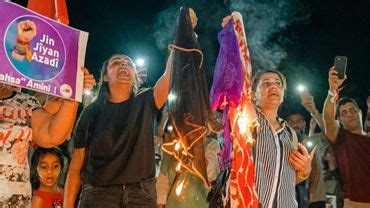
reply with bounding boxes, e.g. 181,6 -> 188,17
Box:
0,69 -> 95,207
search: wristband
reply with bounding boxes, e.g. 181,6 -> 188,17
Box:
13,37 -> 32,61
328,90 -> 338,103
310,109 -> 319,117
16,37 -> 29,45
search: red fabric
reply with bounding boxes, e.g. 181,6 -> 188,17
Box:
331,128 -> 370,202
229,95 -> 258,208
33,189 -> 63,208
27,0 -> 69,25
228,13 -> 258,208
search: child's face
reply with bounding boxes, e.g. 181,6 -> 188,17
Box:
37,153 -> 61,188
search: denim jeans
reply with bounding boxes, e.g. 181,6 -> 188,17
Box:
79,178 -> 157,208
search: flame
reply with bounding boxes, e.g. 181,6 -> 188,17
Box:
238,113 -> 249,134
176,162 -> 182,171
175,142 -> 181,151
175,179 -> 185,196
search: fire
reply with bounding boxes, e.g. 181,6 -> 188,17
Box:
175,179 -> 185,196
176,162 -> 182,171
238,113 -> 249,134
175,142 -> 181,151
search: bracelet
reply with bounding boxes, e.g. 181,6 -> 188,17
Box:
310,109 -> 319,117
13,42 -> 27,55
12,47 -> 26,56
13,37 -> 32,61
16,37 -> 29,45
328,90 -> 338,103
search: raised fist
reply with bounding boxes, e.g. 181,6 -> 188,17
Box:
17,20 -> 37,42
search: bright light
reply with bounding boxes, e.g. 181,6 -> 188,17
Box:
135,58 -> 145,67
238,113 -> 249,134
167,125 -> 173,132
297,84 -> 305,92
176,179 -> 185,196
175,142 -> 181,151
306,141 -> 313,147
84,90 -> 91,96
168,93 -> 176,102
176,162 -> 182,171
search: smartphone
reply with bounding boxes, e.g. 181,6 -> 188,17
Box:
334,56 -> 348,79
298,139 -> 315,154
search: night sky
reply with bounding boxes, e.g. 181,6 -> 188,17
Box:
14,0 -> 370,120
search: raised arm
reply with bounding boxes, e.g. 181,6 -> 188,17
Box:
31,68 -> 95,147
300,90 -> 324,130
64,148 -> 85,208
31,100 -> 78,147
153,8 -> 199,109
154,51 -> 173,109
322,67 -> 345,143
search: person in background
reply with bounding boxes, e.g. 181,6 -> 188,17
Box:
322,67 -> 370,207
299,90 -> 344,208
156,130 -> 220,208
287,110 -> 327,208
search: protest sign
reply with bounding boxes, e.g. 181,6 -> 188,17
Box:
0,2 -> 88,102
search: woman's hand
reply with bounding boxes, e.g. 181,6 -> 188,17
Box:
290,143 -> 316,181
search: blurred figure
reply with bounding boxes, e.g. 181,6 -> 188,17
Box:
299,90 -> 324,130
288,111 -> 327,208
323,67 -> 370,207
288,112 -> 306,136
156,131 -> 220,208
154,109 -> 170,177
300,90 -> 344,208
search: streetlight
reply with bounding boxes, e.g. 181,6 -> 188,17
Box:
135,58 -> 145,67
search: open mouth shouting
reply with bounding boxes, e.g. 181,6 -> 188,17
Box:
118,69 -> 131,81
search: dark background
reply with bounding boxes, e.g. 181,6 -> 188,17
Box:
13,0 -> 370,121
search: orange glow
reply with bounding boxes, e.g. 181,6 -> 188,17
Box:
176,162 -> 182,172
238,112 -> 249,135
175,179 -> 185,196
175,142 -> 181,151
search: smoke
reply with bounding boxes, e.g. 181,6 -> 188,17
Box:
152,1 -> 227,51
229,0 -> 310,70
152,0 -> 229,86
153,6 -> 179,50
152,0 -> 310,73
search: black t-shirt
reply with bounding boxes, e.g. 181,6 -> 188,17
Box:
73,88 -> 159,186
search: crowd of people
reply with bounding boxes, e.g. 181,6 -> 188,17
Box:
0,3 -> 369,208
